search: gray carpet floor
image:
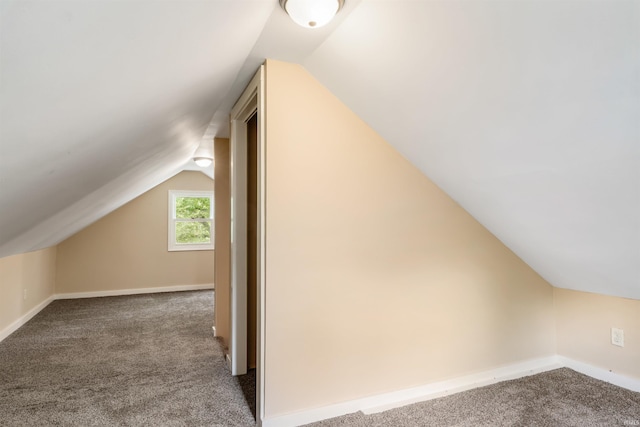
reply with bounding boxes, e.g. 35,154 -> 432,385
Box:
307,368 -> 640,427
238,369 -> 257,420
0,290 -> 255,426
1,290 -> 639,426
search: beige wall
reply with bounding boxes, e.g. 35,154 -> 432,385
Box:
263,60 -> 556,417
214,138 -> 231,349
56,171 -> 214,294
555,287 -> 640,380
0,247 -> 57,335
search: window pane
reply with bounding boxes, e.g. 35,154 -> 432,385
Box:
175,197 -> 210,219
175,221 -> 211,244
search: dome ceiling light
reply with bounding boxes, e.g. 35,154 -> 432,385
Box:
193,156 -> 213,168
279,0 -> 345,29
193,139 -> 214,168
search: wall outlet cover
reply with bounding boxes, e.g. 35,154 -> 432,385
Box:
611,327 -> 624,347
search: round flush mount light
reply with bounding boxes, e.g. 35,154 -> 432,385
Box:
193,140 -> 214,168
280,0 -> 344,29
193,156 -> 213,168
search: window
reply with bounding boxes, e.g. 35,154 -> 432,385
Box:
168,190 -> 214,251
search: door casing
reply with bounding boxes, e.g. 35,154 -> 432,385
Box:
229,65 -> 266,425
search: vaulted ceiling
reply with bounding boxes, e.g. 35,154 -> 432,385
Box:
1,1 -> 638,299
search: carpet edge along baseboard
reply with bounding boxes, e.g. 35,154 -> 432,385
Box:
0,283 -> 214,342
54,283 -> 214,299
261,356 -> 640,427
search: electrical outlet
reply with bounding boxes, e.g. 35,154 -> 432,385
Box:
23,289 -> 27,301
611,327 -> 624,347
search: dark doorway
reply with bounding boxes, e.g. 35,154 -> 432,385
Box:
240,111 -> 258,419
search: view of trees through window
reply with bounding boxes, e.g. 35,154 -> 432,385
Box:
175,196 -> 211,244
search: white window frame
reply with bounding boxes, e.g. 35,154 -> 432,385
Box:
168,190 -> 214,251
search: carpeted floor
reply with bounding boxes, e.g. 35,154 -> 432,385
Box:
307,368 -> 640,427
238,369 -> 257,420
1,291 -> 638,427
0,290 -> 255,426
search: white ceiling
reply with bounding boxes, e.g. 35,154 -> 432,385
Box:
0,1 -> 638,299
0,0 -> 361,257
305,0 -> 640,299
0,0 -> 270,255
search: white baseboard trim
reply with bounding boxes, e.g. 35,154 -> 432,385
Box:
1,284 -> 215,344
0,295 -> 55,342
262,355 -> 640,427
0,283 -> 213,342
558,356 -> 640,392
362,356 -> 562,414
212,326 -> 217,337
262,356 -> 561,427
55,283 -> 214,300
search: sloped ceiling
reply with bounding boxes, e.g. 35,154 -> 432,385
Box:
304,0 -> 639,299
0,0 -> 359,257
0,0 -> 270,256
1,1 -> 638,300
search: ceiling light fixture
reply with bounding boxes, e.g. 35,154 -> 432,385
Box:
280,0 -> 344,29
193,156 -> 213,168
193,139 -> 214,168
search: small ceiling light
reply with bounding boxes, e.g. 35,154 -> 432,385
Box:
193,139 -> 213,168
193,156 -> 213,168
280,0 -> 344,29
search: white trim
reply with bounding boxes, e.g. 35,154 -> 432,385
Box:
361,357 -> 562,414
212,326 -> 217,337
257,64 -> 267,427
1,285 -> 214,343
229,68 -> 263,376
557,356 -> 640,392
230,105 -> 249,376
0,295 -> 55,342
261,355 -> 640,427
262,356 -> 562,427
229,65 -> 266,426
55,283 -> 214,300
262,357 -> 561,427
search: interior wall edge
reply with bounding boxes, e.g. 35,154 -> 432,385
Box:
557,356 -> 640,392
0,246 -> 57,341
554,287 -> 640,380
552,284 -> 640,302
0,295 -> 56,343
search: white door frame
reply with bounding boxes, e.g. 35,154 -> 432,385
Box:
229,65 -> 266,425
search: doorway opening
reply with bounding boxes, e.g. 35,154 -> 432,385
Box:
228,65 -> 265,426
237,111 -> 258,418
